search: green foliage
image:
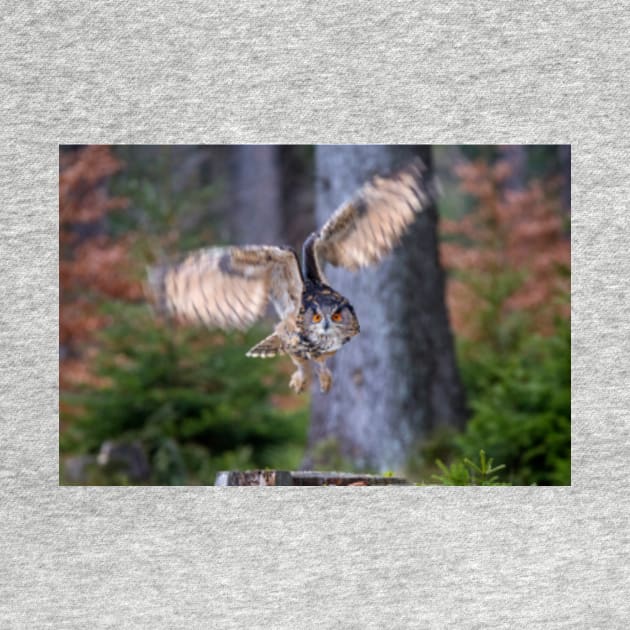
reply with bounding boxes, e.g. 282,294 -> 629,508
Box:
405,316 -> 570,486
110,146 -> 220,251
61,303 -> 308,485
457,267 -> 531,352
431,450 -> 508,486
456,316 -> 570,485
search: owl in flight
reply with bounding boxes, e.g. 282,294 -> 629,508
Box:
148,159 -> 433,394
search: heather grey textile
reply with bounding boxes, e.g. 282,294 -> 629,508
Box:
1,2 -> 628,627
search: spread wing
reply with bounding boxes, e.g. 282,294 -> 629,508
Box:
147,246 -> 304,330
314,158 -> 435,272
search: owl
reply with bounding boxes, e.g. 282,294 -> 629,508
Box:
148,158 -> 434,394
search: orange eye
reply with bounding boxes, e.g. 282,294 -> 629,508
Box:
312,313 -> 322,323
331,312 -> 343,322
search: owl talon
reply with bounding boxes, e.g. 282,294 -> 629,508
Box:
319,368 -> 332,393
289,370 -> 307,394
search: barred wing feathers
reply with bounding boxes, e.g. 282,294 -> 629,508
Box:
315,158 -> 435,271
147,246 -> 303,330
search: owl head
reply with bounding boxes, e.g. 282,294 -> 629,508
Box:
301,285 -> 360,351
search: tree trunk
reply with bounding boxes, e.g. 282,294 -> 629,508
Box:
306,145 -> 467,473
230,145 -> 283,245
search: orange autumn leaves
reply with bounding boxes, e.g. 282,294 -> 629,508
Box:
440,158 -> 570,341
60,146 -> 142,387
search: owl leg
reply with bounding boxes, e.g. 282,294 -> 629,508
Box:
288,355 -> 310,394
314,356 -> 333,393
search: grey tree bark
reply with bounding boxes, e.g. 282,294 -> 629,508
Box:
306,145 -> 467,472
230,145 -> 283,245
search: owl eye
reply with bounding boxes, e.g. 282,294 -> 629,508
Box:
312,313 -> 322,323
331,311 -> 343,322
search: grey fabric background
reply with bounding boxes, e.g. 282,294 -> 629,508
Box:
1,1 -> 628,627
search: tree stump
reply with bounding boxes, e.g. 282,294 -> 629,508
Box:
214,470 -> 410,486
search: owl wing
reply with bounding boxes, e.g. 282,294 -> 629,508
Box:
147,246 -> 304,330
314,158 -> 435,272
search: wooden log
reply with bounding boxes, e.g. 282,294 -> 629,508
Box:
215,470 -> 293,486
214,470 -> 410,486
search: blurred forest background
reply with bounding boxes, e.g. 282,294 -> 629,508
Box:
59,145 -> 570,486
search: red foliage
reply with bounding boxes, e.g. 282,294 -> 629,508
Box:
440,158 -> 570,341
59,146 -> 140,387
59,146 -> 127,226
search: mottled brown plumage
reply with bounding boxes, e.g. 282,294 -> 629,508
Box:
147,158 -> 434,393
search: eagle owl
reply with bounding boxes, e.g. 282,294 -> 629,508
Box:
148,158 -> 434,394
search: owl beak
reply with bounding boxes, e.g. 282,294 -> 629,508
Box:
323,318 -> 330,331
